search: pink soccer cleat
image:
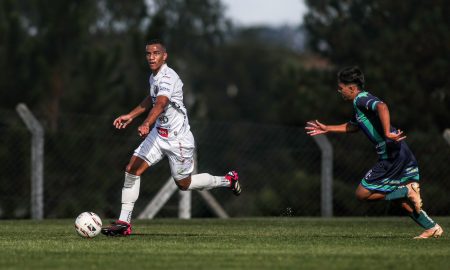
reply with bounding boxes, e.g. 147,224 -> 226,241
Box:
101,220 -> 132,237
225,171 -> 241,196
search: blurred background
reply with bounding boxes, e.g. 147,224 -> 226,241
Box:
0,0 -> 449,219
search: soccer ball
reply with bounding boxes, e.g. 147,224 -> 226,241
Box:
74,212 -> 102,238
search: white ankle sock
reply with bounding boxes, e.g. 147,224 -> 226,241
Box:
188,173 -> 230,190
119,172 -> 141,223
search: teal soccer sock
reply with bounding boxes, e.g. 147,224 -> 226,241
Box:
384,186 -> 408,200
409,210 -> 436,229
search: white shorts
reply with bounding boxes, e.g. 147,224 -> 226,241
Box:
133,129 -> 195,180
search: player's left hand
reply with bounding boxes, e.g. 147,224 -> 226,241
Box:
386,129 -> 406,142
138,123 -> 150,138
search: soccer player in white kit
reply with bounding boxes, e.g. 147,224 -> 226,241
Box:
101,40 -> 241,236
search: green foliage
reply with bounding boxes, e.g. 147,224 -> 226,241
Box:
1,0 -> 449,219
304,0 -> 450,131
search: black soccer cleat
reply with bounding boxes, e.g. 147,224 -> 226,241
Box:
101,220 -> 132,237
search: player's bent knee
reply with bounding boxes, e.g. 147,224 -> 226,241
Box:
175,177 -> 191,191
356,194 -> 367,201
126,165 -> 141,176
355,184 -> 372,201
355,190 -> 369,201
125,157 -> 149,176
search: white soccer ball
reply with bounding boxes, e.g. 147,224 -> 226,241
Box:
74,212 -> 102,238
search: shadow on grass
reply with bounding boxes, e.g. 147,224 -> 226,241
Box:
130,233 -> 206,237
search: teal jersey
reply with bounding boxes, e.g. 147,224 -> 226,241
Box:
350,91 -> 420,191
350,91 -> 400,159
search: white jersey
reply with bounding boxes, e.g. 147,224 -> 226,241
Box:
149,64 -> 190,139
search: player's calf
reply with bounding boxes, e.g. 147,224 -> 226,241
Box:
406,182 -> 422,214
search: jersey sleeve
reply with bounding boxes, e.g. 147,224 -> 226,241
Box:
355,94 -> 382,112
156,75 -> 175,100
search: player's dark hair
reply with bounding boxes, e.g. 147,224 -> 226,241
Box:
146,39 -> 166,51
337,66 -> 365,89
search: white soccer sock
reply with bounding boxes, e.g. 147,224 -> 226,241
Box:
188,173 -> 230,190
119,172 -> 141,223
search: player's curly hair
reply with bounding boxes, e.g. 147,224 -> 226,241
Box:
338,66 -> 365,89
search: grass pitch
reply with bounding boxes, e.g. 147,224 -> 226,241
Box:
0,217 -> 449,270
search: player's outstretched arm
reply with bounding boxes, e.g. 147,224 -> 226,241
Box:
376,102 -> 406,142
305,120 -> 359,136
113,96 -> 152,129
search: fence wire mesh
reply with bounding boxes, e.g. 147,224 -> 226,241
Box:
1,108 -> 449,219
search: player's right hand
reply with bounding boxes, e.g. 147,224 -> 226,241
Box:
305,120 -> 328,136
113,115 -> 133,129
137,123 -> 150,138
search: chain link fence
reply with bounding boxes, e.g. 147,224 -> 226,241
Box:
1,108 -> 449,219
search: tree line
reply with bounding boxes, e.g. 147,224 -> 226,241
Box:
1,0 -> 449,218
1,0 -> 448,131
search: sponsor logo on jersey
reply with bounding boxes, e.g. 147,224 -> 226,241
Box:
157,127 -> 168,138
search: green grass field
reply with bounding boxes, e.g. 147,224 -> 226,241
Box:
1,217 -> 449,270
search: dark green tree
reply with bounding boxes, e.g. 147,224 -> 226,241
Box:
0,0 -> 149,128
304,0 -> 450,131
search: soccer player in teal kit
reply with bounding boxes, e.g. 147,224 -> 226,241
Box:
306,66 -> 443,239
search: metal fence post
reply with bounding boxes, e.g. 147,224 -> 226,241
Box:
138,178 -> 178,219
443,129 -> 450,147
313,135 -> 333,217
16,103 -> 44,220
